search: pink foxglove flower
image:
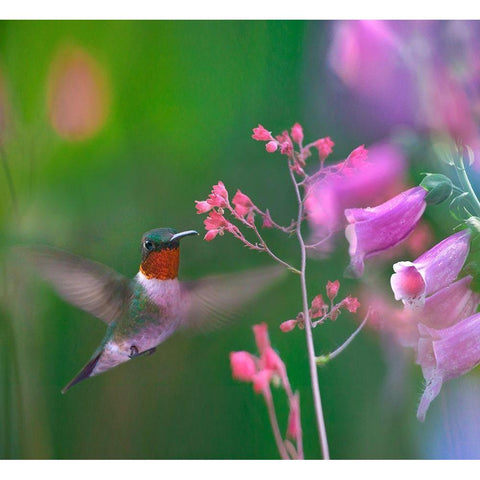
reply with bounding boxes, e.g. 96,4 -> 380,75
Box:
345,186 -> 427,277
417,313 -> 480,421
417,276 -> 480,330
390,230 -> 471,309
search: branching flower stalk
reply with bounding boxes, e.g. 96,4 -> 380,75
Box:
196,123 -> 366,459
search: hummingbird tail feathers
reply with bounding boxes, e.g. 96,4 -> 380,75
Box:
61,351 -> 103,394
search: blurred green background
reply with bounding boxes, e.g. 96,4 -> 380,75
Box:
0,20 -> 448,459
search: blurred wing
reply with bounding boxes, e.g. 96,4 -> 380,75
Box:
16,246 -> 132,324
180,265 -> 284,332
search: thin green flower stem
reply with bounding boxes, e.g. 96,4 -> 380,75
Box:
316,310 -> 370,364
454,155 -> 480,217
289,165 -> 330,460
263,391 -> 290,460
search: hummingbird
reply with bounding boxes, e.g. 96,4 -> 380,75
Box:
20,228 -> 281,393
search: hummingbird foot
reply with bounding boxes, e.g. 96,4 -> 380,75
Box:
129,345 -> 139,359
129,345 -> 157,359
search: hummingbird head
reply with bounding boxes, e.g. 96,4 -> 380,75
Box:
139,228 -> 198,280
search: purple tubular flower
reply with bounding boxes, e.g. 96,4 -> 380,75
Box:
344,186 -> 427,277
391,230 -> 471,309
418,276 -> 480,330
417,313 -> 480,421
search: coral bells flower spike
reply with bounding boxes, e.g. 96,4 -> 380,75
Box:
345,186 -> 427,277
252,124 -> 273,141
390,230 -> 471,309
416,313 -> 480,421
232,190 -> 254,217
230,351 -> 257,382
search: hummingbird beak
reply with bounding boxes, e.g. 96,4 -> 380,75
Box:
170,230 -> 199,242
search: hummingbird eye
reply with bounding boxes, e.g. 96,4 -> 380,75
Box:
144,240 -> 154,251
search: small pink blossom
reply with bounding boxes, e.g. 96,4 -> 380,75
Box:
230,351 -> 257,382
310,294 -> 326,318
206,181 -> 229,208
326,280 -> 340,301
291,123 -> 304,144
195,200 -> 213,214
280,319 -> 297,332
265,140 -> 278,153
232,189 -> 254,217
252,124 -> 273,141
204,230 -> 219,241
276,131 -> 293,156
343,296 -> 361,313
313,137 -> 335,159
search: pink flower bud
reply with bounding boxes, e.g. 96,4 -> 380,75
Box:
204,230 -> 219,241
290,123 -> 304,144
265,140 -> 278,153
280,319 -> 297,332
195,200 -> 213,214
326,280 -> 340,301
252,124 -> 273,141
262,210 -> 273,228
253,322 -> 270,355
230,351 -> 257,382
313,137 -> 335,159
343,296 -> 360,313
280,141 -> 293,156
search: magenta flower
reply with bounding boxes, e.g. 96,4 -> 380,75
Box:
418,276 -> 480,330
306,142 -> 407,252
390,230 -> 471,309
345,186 -> 427,277
417,313 -> 480,421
